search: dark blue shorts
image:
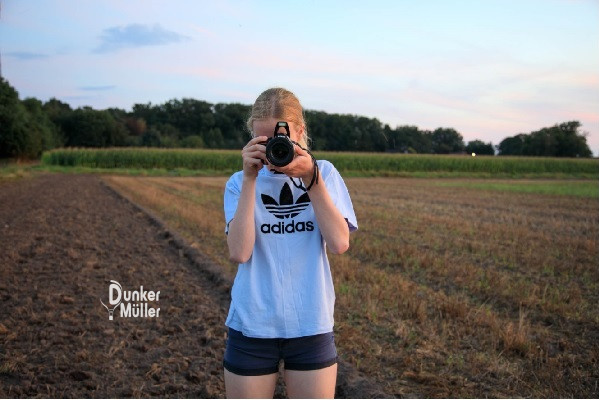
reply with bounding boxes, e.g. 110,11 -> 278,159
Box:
223,328 -> 338,376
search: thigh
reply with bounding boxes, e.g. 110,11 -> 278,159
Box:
224,369 -> 278,399
281,332 -> 338,398
284,363 -> 337,399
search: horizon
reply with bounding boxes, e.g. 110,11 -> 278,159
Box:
1,0 -> 598,155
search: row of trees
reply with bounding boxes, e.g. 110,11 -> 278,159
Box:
1,77 -> 593,159
1,80 -> 63,159
497,121 -> 592,157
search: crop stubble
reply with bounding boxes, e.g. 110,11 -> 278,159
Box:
102,174 -> 599,398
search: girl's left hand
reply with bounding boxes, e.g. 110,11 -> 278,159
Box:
272,145 -> 314,181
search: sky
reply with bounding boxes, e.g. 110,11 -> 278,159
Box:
1,0 -> 598,155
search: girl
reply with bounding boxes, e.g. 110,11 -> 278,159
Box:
223,88 -> 358,398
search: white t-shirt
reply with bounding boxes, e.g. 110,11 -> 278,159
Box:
223,160 -> 358,338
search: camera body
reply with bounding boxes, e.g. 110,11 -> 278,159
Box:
261,121 -> 295,167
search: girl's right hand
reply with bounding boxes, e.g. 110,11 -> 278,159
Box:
241,136 -> 267,179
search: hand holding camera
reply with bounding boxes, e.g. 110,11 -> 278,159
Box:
241,136 -> 268,178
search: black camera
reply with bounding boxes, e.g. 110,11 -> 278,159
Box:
261,121 -> 295,167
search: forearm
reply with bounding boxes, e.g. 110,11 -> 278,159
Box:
304,173 -> 350,254
227,177 -> 257,263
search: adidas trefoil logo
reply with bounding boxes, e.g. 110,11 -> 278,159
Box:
261,182 -> 310,219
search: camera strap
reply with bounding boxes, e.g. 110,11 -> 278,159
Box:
289,141 -> 319,192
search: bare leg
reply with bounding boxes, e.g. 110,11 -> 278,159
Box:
284,363 -> 337,399
224,369 -> 278,399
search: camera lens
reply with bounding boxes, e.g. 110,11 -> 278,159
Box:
266,136 -> 295,167
272,142 -> 289,159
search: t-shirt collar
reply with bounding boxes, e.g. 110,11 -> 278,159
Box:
259,165 -> 286,177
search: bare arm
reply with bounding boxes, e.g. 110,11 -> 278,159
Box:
277,147 -> 350,254
303,170 -> 350,254
227,177 -> 257,263
226,136 -> 267,263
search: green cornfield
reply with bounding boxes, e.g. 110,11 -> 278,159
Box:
41,148 -> 242,171
41,147 -> 599,178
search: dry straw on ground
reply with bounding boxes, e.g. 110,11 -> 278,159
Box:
103,175 -> 599,398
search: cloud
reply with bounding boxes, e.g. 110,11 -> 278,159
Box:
79,85 -> 117,91
5,52 -> 48,60
94,24 -> 189,53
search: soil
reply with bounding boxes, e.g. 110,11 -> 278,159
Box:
0,173 -> 386,398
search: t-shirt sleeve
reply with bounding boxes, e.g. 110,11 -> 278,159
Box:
320,161 -> 358,232
223,173 -> 242,235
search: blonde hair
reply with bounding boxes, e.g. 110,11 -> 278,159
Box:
247,88 -> 309,149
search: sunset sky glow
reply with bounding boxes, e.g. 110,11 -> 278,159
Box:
2,0 -> 598,154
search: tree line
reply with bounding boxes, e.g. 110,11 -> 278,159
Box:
1,77 -> 593,159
